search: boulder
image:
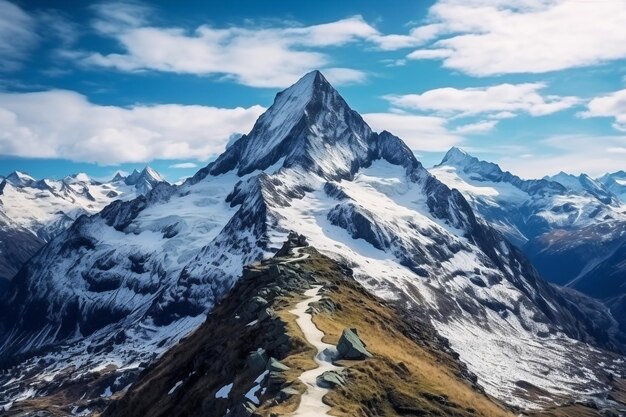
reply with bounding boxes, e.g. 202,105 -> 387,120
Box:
247,348 -> 268,372
267,371 -> 287,390
336,328 -> 372,360
246,296 -> 268,314
268,264 -> 284,279
258,307 -> 276,322
316,370 -> 346,388
277,387 -> 300,403
266,357 -> 290,372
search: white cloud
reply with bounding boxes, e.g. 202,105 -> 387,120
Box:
363,112 -> 462,151
497,134 -> 626,178
169,162 -> 198,169
406,0 -> 626,76
581,88 -> 626,132
322,68 -> 367,86
0,89 -> 265,164
0,0 -> 38,71
454,120 -> 497,134
384,83 -> 580,118
80,4 -> 379,88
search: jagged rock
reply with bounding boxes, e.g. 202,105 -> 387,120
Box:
336,328 -> 372,360
316,370 -> 346,388
266,357 -> 290,372
247,348 -> 268,372
314,297 -> 341,313
267,371 -> 287,390
276,387 -> 299,403
268,265 -> 283,279
275,231 -> 309,257
225,402 -> 257,417
242,267 -> 264,280
258,307 -> 276,322
246,296 -> 268,315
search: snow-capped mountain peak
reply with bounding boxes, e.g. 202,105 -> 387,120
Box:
5,171 -> 36,187
111,172 -> 126,182
599,170 -> 626,203
431,147 -> 625,246
439,146 -> 474,166
123,166 -> 167,195
209,70 -> 373,180
124,166 -> 163,185
63,172 -> 96,185
546,171 -> 619,205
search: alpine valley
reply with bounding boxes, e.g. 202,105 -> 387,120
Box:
2,71 -> 626,417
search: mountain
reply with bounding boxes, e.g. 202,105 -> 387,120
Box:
432,148 -> 626,336
1,71 -> 624,414
0,168 -> 167,290
545,171 -> 620,206
103,235 -> 624,417
599,171 -> 626,202
0,212 -> 43,291
119,166 -> 166,195
430,147 -> 626,247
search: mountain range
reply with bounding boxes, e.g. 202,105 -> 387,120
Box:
0,167 -> 166,290
431,147 -> 626,336
1,71 -> 625,416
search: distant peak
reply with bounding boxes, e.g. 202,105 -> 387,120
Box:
7,170 -> 34,179
5,171 -> 36,185
440,147 -> 475,166
141,166 -> 164,181
111,172 -> 126,182
124,166 -> 165,188
65,172 -> 92,184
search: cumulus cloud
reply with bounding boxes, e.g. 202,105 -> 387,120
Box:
454,120 -> 497,135
581,88 -> 626,132
363,112 -> 462,151
0,89 -> 265,164
0,0 -> 38,71
79,3 -> 382,87
384,83 -> 581,118
405,0 -> 626,76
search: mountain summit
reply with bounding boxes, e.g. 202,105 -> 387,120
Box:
1,72 -> 624,415
209,70 -> 374,180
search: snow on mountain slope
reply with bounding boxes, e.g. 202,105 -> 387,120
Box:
0,212 -> 43,287
0,167 -> 167,291
0,167 -> 167,242
430,149 -> 626,344
546,172 -> 620,206
0,71 -> 623,414
430,147 -> 626,247
600,171 -> 626,203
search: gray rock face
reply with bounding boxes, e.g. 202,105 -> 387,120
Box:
277,387 -> 299,403
225,402 -> 257,417
246,348 -> 268,373
336,328 -> 372,360
316,370 -> 346,388
266,357 -> 289,372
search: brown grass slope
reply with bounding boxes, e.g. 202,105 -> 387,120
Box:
101,237 -> 617,417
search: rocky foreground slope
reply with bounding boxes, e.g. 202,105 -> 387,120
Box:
101,235 -> 624,417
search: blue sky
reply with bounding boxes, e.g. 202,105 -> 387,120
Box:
1,0 -> 626,182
